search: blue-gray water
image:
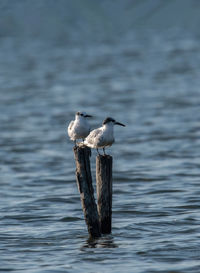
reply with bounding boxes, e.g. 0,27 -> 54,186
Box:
1,1 -> 200,272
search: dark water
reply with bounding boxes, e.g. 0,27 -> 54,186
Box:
1,5 -> 200,272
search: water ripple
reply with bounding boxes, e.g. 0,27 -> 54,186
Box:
1,27 -> 200,273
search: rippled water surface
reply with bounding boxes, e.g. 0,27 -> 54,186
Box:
1,27 -> 200,273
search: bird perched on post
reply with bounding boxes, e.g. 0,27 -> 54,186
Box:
84,117 -> 125,155
67,111 -> 92,145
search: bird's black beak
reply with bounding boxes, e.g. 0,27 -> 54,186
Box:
84,114 -> 92,118
115,121 -> 125,127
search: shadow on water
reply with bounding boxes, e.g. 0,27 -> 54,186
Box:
81,234 -> 118,249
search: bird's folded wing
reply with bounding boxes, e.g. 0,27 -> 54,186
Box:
68,121 -> 74,134
86,129 -> 102,144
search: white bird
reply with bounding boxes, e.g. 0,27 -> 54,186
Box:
68,111 -> 92,145
84,117 -> 125,155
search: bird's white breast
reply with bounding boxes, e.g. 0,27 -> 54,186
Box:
68,117 -> 90,140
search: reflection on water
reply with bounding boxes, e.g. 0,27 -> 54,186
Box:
82,235 -> 118,249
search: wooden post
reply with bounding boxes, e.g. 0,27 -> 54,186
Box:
96,155 -> 113,234
73,145 -> 101,238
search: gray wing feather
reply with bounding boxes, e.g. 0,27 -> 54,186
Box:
68,121 -> 74,135
86,129 -> 102,144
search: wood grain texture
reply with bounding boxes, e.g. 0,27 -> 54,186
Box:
96,155 -> 112,234
74,146 -> 101,238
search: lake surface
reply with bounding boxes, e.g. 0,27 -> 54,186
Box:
1,5 -> 200,272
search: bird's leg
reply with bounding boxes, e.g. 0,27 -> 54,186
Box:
97,148 -> 100,155
103,147 -> 106,156
74,140 -> 77,147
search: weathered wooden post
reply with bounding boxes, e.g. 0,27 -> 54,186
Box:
74,145 -> 101,238
96,155 -> 113,234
